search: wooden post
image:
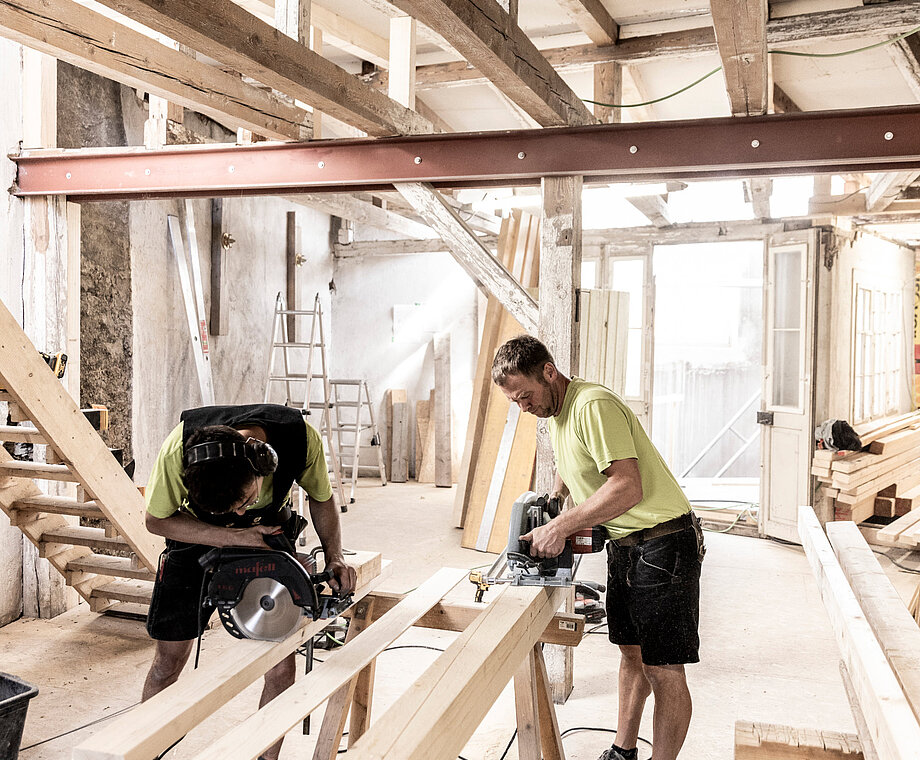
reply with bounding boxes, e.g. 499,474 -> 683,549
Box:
593,61 -> 622,124
538,174 -> 582,703
390,399 -> 408,483
209,199 -> 227,335
433,332 -> 451,487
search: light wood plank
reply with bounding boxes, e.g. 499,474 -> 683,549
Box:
734,720 -> 863,759
73,552 -> 383,760
191,567 -> 464,760
827,520 -> 920,723
0,0 -> 310,140
556,0 -> 618,46
390,399 -> 409,483
797,506 -> 920,760
433,332 -> 452,487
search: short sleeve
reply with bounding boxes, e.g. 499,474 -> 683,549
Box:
296,420 -> 333,502
576,398 -> 638,474
145,423 -> 189,518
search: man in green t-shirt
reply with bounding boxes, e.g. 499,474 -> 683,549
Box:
492,336 -> 704,760
142,403 -> 356,760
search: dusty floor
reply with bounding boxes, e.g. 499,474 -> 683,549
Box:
4,480 -> 919,760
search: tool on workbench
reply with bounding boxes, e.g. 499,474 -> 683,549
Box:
198,530 -> 352,642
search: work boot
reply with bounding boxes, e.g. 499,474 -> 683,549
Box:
598,744 -> 638,760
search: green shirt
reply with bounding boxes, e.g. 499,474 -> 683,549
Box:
549,378 -> 690,539
145,419 -> 333,519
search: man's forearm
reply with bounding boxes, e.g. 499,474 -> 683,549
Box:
551,472 -> 640,538
145,512 -> 271,548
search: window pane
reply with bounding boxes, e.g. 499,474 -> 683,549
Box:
771,248 -> 802,409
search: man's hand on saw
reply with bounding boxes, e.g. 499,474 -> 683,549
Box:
521,522 -> 566,558
324,557 -> 357,595
233,524 -> 283,549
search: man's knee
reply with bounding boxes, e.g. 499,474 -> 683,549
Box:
618,644 -> 643,667
149,640 -> 193,682
641,662 -> 687,692
264,655 -> 296,690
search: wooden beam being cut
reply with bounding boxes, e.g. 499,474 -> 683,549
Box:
0,0 -> 311,141
709,0 -> 769,116
72,552 -> 384,760
388,0 -> 596,127
394,182 -> 538,333
90,0 -> 434,136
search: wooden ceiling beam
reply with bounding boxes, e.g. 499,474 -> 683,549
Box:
626,194 -> 673,227
555,0 -> 619,46
866,171 -> 920,212
0,0 -> 311,141
888,33 -> 920,101
90,0 -> 433,136
387,0 -> 596,127
709,0 -> 768,116
410,0 -> 920,89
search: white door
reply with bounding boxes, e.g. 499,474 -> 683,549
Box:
608,249 -> 654,430
759,230 -> 818,542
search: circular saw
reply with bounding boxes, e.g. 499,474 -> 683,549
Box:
199,545 -> 352,642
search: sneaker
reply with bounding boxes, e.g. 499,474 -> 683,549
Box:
598,746 -> 638,760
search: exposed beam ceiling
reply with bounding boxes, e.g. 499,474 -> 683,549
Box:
709,0 -> 768,116
866,171 -> 920,212
387,0 -> 596,127
889,33 -> 920,101
90,0 -> 433,136
555,0 -> 618,46
409,1 -> 920,89
626,194 -> 673,227
0,0 -> 311,141
284,193 -> 438,239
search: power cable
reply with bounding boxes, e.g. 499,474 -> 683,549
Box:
19,702 -> 139,751
584,24 -> 920,109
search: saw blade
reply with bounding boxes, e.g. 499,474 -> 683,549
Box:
228,576 -> 302,641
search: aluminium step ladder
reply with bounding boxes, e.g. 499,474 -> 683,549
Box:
263,292 -> 348,511
329,379 -> 387,503
0,299 -> 160,616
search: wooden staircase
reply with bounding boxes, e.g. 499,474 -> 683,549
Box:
0,299 -> 162,615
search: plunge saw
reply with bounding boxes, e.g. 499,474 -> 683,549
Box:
199,533 -> 352,642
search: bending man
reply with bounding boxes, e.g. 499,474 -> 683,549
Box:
142,403 -> 356,760
492,335 -> 704,760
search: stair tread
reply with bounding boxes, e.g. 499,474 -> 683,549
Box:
90,579 -> 154,604
67,555 -> 155,581
41,526 -> 129,550
0,425 -> 46,443
13,495 -> 103,516
0,461 -> 79,481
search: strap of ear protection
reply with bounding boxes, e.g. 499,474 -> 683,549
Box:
186,438 -> 278,476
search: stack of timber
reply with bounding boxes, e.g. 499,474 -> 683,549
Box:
454,211 -> 540,552
796,507 -> 920,760
812,411 -> 920,530
0,298 -> 161,615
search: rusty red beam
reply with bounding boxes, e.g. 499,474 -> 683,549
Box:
11,106 -> 920,201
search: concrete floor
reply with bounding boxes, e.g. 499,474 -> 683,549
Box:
4,480 -> 919,760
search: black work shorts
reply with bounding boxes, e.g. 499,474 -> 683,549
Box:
146,541 -> 216,641
604,519 -> 704,666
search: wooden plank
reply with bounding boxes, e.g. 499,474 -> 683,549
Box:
191,567 -> 464,760
209,199 -> 227,336
533,644 -> 565,760
593,61 -> 622,124
485,411 -> 537,553
734,720 -> 863,759
797,506 -> 920,760
475,404 -> 521,551
709,0 -> 769,116
388,15 -> 417,110
827,520 -> 920,724
453,216 -> 514,528
584,289 -> 606,383
868,426 -> 920,456
73,552 -> 383,760
394,183 -> 538,334
390,399 -> 409,483
433,332 -> 452,487
0,461 -> 78,482
10,494 -> 103,520
0,425 -> 47,444
0,300 -> 161,570
839,661 -> 880,760
513,647 -> 542,760
415,398 -> 430,482
626,194 -> 673,227
286,194 -> 436,240
357,591 -> 583,647
90,0 -> 433,137
0,0 -> 310,140
388,0 -> 595,128
346,585 -> 569,760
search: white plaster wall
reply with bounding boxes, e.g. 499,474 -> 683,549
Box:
0,38 -> 26,625
824,233 -> 915,421
130,196 -> 334,483
329,251 -> 478,477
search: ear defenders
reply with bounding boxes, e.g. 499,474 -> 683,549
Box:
185,437 -> 279,476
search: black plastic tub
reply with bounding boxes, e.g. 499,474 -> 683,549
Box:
0,673 -> 38,760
